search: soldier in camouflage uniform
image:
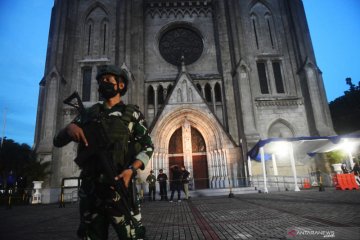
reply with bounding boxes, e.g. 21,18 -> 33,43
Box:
54,65 -> 153,239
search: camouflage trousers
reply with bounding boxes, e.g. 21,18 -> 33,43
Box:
78,178 -> 145,240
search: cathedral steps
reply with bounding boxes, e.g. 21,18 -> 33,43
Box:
189,187 -> 258,198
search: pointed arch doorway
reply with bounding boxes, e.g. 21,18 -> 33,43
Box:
168,121 -> 209,189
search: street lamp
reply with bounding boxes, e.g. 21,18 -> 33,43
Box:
340,139 -> 356,169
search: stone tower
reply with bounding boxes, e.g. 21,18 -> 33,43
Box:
35,0 -> 334,202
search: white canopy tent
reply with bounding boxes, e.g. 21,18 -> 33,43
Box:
247,134 -> 360,193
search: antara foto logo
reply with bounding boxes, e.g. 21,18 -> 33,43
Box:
287,229 -> 297,238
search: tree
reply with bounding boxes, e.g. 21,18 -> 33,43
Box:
24,157 -> 51,184
0,138 -> 51,188
324,150 -> 346,164
329,78 -> 360,134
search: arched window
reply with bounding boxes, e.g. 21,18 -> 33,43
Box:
250,2 -> 276,51
167,84 -> 173,96
268,120 -> 294,138
169,128 -> 183,154
191,127 -> 206,153
86,21 -> 93,55
177,89 -> 182,102
214,83 -> 222,102
257,61 -> 269,94
101,20 -> 108,55
272,61 -> 284,93
158,85 -> 164,105
196,83 -> 202,94
265,13 -> 274,48
83,5 -> 109,57
256,60 -> 285,95
103,24 -> 107,53
147,86 -> 155,106
251,14 -> 259,49
205,83 -> 212,103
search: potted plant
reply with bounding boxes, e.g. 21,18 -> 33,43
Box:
325,150 -> 346,174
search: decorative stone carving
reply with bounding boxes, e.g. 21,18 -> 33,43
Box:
255,98 -> 304,107
145,0 -> 212,18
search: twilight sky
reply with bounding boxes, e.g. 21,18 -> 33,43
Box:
0,0 -> 359,145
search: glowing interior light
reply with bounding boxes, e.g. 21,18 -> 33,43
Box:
340,139 -> 355,153
272,141 -> 289,157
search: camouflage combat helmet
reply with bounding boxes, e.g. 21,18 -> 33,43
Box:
96,65 -> 129,95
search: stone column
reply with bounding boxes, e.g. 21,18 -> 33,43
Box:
163,87 -> 168,100
247,156 -> 252,177
160,152 -> 164,171
154,84 -> 158,115
214,151 -> 220,177
271,153 -> 278,176
260,147 -> 269,193
236,63 -> 259,141
222,149 -> 228,176
304,65 -> 330,135
90,65 -> 98,101
266,59 -> 276,94
289,143 -> 300,191
217,150 -> 224,188
222,149 -> 230,188
210,151 -> 216,176
201,85 -> 205,98
182,119 -> 193,169
153,152 -> 158,171
212,151 -> 216,175
39,74 -> 58,152
207,151 -> 214,177
211,83 -> 216,111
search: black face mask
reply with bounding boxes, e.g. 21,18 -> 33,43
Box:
98,81 -> 118,100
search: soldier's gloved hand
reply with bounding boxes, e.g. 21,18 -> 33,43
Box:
115,169 -> 133,188
66,123 -> 88,146
115,160 -> 143,188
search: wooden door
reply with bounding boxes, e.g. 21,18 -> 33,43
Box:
192,155 -> 209,189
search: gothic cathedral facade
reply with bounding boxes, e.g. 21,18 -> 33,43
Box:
35,0 -> 334,202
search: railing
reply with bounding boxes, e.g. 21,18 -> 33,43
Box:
249,172 -> 333,192
0,188 -> 33,207
139,172 -> 335,195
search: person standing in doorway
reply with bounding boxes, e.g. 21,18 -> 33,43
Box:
169,165 -> 182,202
181,166 -> 190,200
146,170 -> 156,201
157,169 -> 168,201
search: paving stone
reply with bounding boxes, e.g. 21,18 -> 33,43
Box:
0,189 -> 359,239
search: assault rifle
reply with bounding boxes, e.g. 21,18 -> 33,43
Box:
63,91 -> 145,238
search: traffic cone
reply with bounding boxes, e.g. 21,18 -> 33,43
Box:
303,178 -> 311,189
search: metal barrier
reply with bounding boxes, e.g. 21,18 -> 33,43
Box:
249,172 -> 334,192
59,177 -> 81,208
0,188 -> 32,207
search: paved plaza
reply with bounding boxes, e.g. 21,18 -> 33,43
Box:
0,188 -> 359,239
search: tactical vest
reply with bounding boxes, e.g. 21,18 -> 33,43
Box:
79,103 -> 140,172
